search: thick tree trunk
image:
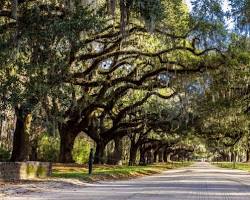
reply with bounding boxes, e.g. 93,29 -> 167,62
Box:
107,137 -> 123,165
0,118 -> 3,138
94,141 -> 106,164
221,153 -> 227,162
153,150 -> 158,163
129,145 -> 138,166
166,153 -> 172,162
163,149 -> 167,162
163,149 -> 172,162
230,151 -> 234,162
235,152 -> 238,162
10,108 -> 32,162
158,151 -> 163,162
246,139 -> 250,162
29,139 -> 38,161
139,148 -> 146,165
59,130 -> 77,163
147,150 -> 153,164
246,150 -> 250,162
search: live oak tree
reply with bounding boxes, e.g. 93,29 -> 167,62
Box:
0,0 -> 104,161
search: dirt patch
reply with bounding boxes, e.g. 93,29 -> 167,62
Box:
0,178 -> 86,197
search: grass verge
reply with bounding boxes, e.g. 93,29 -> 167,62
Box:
213,162 -> 250,172
52,162 -> 192,182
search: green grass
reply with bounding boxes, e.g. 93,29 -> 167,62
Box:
213,162 -> 250,172
52,162 -> 192,182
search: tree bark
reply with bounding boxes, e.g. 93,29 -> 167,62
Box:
59,130 -> 77,163
166,152 -> 172,162
0,117 -> 3,138
29,139 -> 38,161
230,151 -> 234,162
10,108 -> 32,162
120,0 -> 128,34
107,137 -> 123,165
139,148 -> 146,165
246,139 -> 250,162
158,150 -> 163,162
246,150 -> 250,162
129,145 -> 138,166
94,141 -> 107,164
153,150 -> 158,163
163,150 -> 167,162
163,149 -> 172,162
147,150 -> 153,164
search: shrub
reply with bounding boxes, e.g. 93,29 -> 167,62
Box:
37,134 -> 60,162
0,147 -> 10,161
72,136 -> 91,164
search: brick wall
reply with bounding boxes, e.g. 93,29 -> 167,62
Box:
0,162 -> 52,181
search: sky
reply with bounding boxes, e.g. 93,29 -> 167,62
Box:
185,0 -> 234,29
185,0 -> 192,11
185,0 -> 231,12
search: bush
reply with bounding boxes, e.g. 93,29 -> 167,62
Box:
72,136 -> 91,164
38,134 -> 60,162
0,147 -> 10,161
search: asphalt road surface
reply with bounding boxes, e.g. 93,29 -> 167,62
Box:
4,162 -> 250,200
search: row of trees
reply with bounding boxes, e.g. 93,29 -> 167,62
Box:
191,33 -> 250,161
0,0 -> 249,165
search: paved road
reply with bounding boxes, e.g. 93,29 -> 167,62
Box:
4,162 -> 250,200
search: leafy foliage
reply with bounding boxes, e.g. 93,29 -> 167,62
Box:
0,0 -> 249,164
37,134 -> 60,162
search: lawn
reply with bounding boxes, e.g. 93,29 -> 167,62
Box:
213,162 -> 250,172
52,162 -> 192,182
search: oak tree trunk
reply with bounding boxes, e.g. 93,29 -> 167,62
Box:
59,130 -> 77,163
107,137 -> 123,165
129,145 -> 138,166
158,151 -> 163,162
153,150 -> 158,163
246,150 -> 250,162
10,108 -> 32,162
139,148 -> 146,165
29,139 -> 38,161
147,150 -> 153,164
94,141 -> 106,164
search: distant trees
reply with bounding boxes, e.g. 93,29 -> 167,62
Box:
191,34 -> 250,162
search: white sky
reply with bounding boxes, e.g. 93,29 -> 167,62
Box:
185,0 -> 192,11
185,0 -> 230,12
185,0 -> 233,29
